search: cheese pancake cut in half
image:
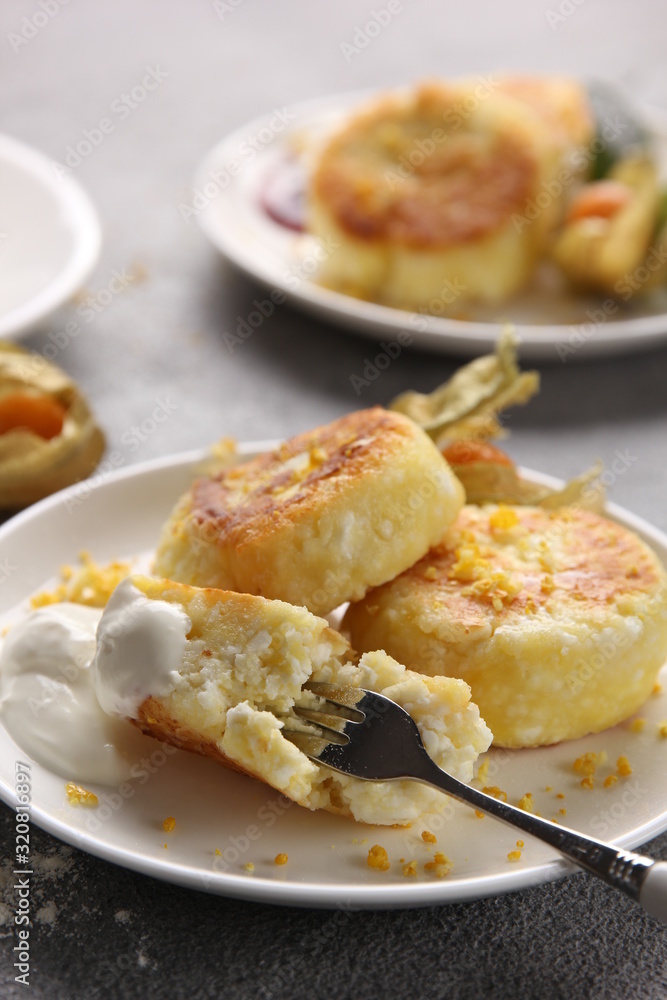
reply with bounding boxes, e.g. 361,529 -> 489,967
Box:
154,408 -> 464,615
344,505 -> 667,748
308,79 -> 591,309
92,576 -> 491,826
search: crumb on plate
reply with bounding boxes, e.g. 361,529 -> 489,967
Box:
424,853 -> 453,877
616,755 -> 632,777
482,786 -> 508,802
65,783 -> 98,807
32,552 -> 132,609
367,845 -> 390,871
476,758 -> 490,784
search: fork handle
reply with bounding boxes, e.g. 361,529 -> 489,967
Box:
417,752 -> 664,920
640,863 -> 667,922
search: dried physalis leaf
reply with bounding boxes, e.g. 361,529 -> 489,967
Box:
0,343 -> 105,509
389,325 -> 539,444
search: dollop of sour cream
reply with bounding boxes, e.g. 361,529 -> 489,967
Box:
92,578 -> 191,719
0,581 -> 192,786
0,603 -> 158,784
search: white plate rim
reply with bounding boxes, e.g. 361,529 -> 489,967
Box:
1,444 -> 666,909
194,88 -> 667,362
0,132 -> 102,339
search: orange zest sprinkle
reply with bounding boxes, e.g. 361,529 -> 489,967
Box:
489,506 -> 519,531
65,783 -> 98,807
573,752 -> 599,776
482,786 -> 508,802
476,758 -> 491,784
424,853 -> 452,877
367,845 -> 389,872
616,755 -> 632,777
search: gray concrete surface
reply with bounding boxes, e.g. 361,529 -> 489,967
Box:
1,1 -> 667,997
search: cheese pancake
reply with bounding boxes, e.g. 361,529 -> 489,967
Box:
343,504 -> 667,747
93,575 -> 492,826
309,79 -> 590,309
154,408 -> 464,615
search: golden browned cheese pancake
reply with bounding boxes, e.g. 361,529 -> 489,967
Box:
343,504 -> 667,747
95,575 -> 491,826
308,78 -> 592,309
496,76 -> 593,153
154,408 -> 464,615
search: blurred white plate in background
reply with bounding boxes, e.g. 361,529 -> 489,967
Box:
194,90 -> 667,363
0,133 -> 101,339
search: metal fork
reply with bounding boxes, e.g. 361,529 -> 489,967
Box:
284,683 -> 667,921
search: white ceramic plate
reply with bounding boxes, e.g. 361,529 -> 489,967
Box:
0,133 -> 101,339
1,444 -> 667,909
195,90 -> 667,363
